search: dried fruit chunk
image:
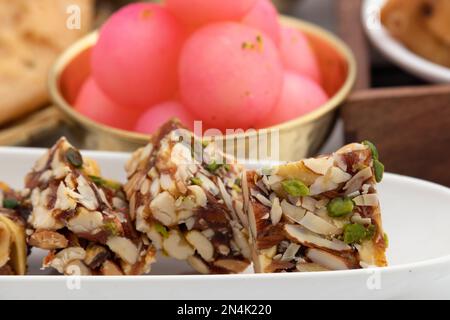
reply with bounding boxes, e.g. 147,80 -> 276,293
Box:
244,142 -> 387,273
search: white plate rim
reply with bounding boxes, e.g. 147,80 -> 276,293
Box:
362,0 -> 450,83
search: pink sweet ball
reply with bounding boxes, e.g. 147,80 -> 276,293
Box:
257,71 -> 328,128
74,77 -> 141,130
279,26 -> 321,84
242,0 -> 281,46
179,22 -> 283,131
165,0 -> 257,28
134,100 -> 196,134
91,3 -> 185,109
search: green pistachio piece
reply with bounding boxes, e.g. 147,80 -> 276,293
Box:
383,232 -> 389,248
154,223 -> 169,238
65,148 -> 83,168
374,160 -> 384,183
343,224 -> 367,244
103,221 -> 118,237
281,179 -> 309,197
190,177 -> 202,186
362,140 -> 379,160
104,180 -> 122,191
365,224 -> 376,239
89,175 -> 103,185
232,184 -> 242,193
327,197 -> 354,217
343,223 -> 376,244
206,160 -> 221,173
89,175 -> 122,191
3,198 -> 19,209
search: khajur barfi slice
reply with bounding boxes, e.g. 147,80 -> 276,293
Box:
124,120 -> 251,274
0,182 -> 28,275
243,142 -> 387,272
25,137 -> 156,275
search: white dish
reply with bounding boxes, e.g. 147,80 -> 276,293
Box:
1,147 -> 450,299
362,0 -> 450,83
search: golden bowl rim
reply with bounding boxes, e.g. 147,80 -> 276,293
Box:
48,15 -> 357,143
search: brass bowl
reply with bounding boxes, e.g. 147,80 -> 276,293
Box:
49,16 -> 356,161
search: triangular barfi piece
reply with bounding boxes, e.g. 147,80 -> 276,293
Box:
25,137 -> 155,275
243,142 -> 387,272
124,120 -> 251,274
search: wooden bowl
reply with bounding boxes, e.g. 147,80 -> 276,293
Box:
48,16 -> 356,161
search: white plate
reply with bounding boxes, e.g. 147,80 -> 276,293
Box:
362,0 -> 450,83
1,147 -> 450,300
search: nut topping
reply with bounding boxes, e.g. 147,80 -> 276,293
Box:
284,224 -> 351,251
306,248 -> 350,270
185,230 -> 214,262
84,244 -> 110,269
187,255 -> 210,274
303,157 -> 334,175
163,230 -> 194,260
281,199 -> 306,223
106,237 -> 139,265
352,194 -> 379,207
48,247 -> 86,274
213,259 -> 249,273
76,175 -> 98,210
150,191 -> 176,226
101,260 -> 124,275
67,208 -> 104,234
343,167 -> 373,195
270,197 -> 282,225
281,243 -> 300,262
187,185 -> 207,208
29,230 -> 68,250
299,212 -> 339,236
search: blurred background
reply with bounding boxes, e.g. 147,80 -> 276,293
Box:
0,0 -> 448,187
